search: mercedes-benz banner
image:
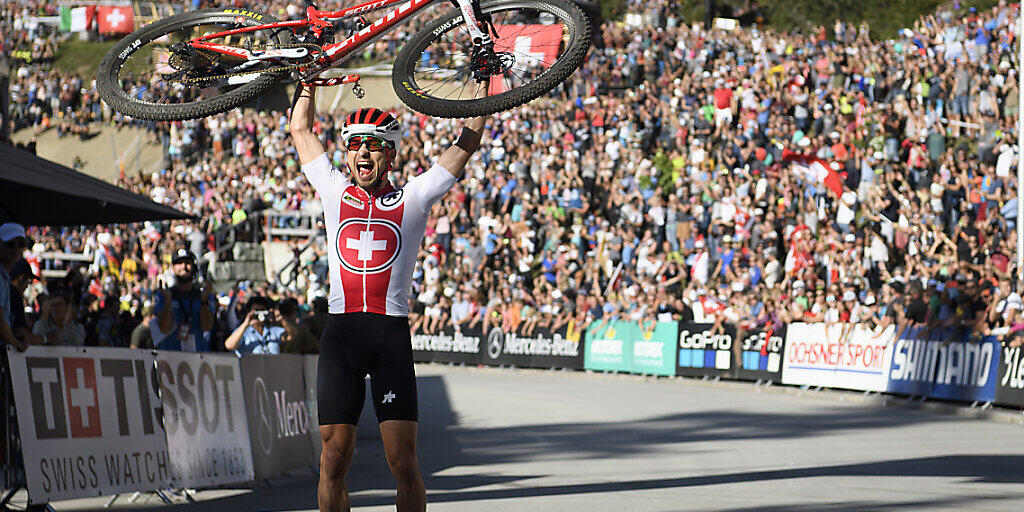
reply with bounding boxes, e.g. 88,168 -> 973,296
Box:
239,355 -> 316,480
413,323 -> 584,370
156,352 -> 254,488
8,346 -> 169,504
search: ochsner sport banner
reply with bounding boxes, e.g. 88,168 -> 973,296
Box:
155,352 -> 254,488
886,327 -> 999,402
8,346 -> 169,504
782,323 -> 893,391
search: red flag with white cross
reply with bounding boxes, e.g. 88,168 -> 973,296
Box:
97,5 -> 133,34
488,24 -> 565,95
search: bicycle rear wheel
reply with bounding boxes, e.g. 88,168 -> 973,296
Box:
392,0 -> 591,118
96,8 -> 294,121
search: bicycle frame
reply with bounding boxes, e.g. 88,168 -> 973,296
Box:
190,0 -> 492,80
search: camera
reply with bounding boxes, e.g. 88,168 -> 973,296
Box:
256,311 -> 269,323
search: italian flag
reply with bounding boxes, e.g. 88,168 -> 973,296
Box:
59,6 -> 93,32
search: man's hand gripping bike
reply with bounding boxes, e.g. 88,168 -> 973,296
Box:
96,0 -> 593,121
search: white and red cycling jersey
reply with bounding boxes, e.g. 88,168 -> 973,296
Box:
302,153 -> 456,316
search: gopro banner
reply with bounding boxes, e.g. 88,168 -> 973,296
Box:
8,346 -> 169,504
676,323 -> 736,378
411,325 -> 484,365
735,325 -> 787,382
584,320 -> 634,373
239,355 -> 316,480
782,323 -> 893,392
886,328 -> 999,402
155,352 -> 254,488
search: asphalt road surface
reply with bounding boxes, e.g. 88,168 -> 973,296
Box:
45,365 -> 1024,511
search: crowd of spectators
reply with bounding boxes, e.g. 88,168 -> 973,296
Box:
2,0 -> 1024,354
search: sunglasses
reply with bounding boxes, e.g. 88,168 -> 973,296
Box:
346,136 -> 393,152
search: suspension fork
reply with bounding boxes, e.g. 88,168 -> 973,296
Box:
451,0 -> 494,45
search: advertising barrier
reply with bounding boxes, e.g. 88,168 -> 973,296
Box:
676,323 -> 736,378
8,346 -> 169,504
302,355 -> 323,461
584,320 -> 634,372
239,355 -> 316,480
996,344 -> 1024,408
735,325 -> 787,382
155,352 -> 254,488
630,321 -> 676,376
782,323 -> 893,391
411,325 -> 484,365
886,328 -> 1000,402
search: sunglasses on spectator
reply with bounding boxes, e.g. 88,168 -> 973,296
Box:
346,136 -> 393,152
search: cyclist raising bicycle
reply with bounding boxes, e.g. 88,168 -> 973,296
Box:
289,82 -> 487,512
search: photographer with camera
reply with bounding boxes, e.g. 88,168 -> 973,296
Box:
151,248 -> 215,351
224,295 -> 286,355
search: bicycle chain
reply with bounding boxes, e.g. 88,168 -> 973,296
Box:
166,42 -> 325,85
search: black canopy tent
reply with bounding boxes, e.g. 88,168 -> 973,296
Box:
0,142 -> 192,226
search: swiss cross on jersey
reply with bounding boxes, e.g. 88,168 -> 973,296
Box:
337,218 -> 402,273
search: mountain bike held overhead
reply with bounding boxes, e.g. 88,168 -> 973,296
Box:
96,0 -> 593,121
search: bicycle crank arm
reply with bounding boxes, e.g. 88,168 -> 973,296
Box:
249,47 -> 310,61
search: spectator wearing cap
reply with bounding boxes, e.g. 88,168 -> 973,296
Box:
32,290 -> 85,347
0,223 -> 29,351
224,295 -> 284,355
151,247 -> 214,351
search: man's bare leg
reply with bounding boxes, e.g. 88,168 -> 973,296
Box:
380,420 -> 425,511
319,424 -> 358,512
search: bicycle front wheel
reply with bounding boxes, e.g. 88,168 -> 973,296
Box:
392,0 -> 591,118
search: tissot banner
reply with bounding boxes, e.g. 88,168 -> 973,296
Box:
8,346 -> 168,504
886,327 -> 999,402
155,352 -> 254,488
239,355 -> 316,480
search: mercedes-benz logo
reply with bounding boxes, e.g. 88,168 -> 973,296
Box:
487,327 -> 503,360
252,377 -> 274,455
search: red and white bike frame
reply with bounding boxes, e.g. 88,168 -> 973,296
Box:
189,0 -> 492,81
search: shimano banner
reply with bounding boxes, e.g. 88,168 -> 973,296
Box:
480,323 -> 585,370
886,328 -> 999,402
8,346 -> 168,504
239,355 -> 316,480
676,323 -> 736,378
584,320 -> 634,372
735,325 -> 787,382
155,352 -> 254,489
411,325 -> 483,365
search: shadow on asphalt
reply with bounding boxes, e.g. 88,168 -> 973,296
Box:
87,374 -> 1022,511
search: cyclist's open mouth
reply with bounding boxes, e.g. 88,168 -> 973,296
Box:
356,161 -> 375,178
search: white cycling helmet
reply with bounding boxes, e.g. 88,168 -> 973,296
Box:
340,107 -> 401,152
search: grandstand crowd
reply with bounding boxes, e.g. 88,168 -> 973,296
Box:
3,0 -> 1024,352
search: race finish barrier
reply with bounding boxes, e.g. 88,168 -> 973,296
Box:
6,347 -> 321,505
412,322 -> 585,370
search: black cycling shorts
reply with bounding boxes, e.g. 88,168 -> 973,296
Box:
317,312 -> 418,425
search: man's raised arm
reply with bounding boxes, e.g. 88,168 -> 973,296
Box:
289,83 -> 326,165
437,116 -> 487,179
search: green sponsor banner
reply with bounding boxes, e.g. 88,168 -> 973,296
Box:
584,320 -> 634,372
629,321 -> 677,376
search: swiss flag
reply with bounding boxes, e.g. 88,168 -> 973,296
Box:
782,149 -> 844,197
488,24 -> 565,95
697,295 -> 727,316
97,5 -> 134,34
